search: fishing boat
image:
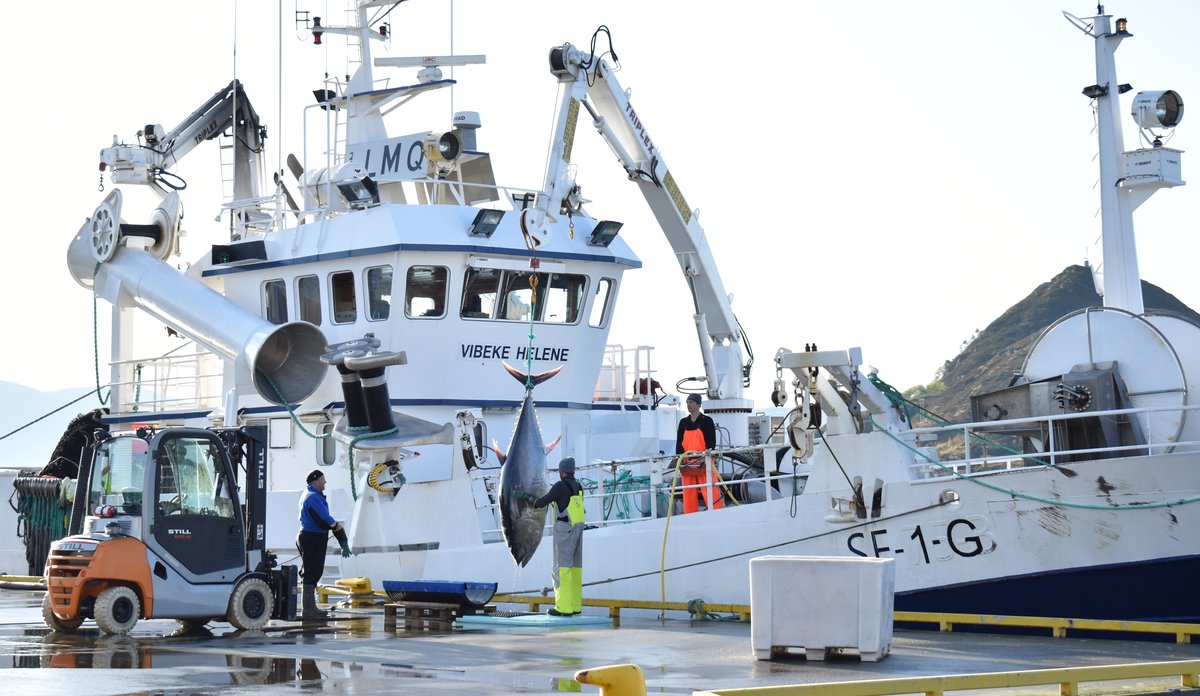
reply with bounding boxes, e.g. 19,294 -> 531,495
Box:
10,2 -> 1199,622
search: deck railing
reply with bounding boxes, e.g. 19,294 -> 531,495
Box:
902,402 -> 1200,480
106,344 -> 225,415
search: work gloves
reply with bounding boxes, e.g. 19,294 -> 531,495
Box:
332,522 -> 353,556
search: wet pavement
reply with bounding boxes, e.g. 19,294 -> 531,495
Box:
3,589 -> 1200,695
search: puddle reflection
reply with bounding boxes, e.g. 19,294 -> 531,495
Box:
27,630 -> 324,685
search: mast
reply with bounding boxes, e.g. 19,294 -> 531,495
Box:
1088,12 -> 1142,314
1076,9 -> 1185,315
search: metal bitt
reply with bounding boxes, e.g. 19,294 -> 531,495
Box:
342,346 -> 407,433
320,337 -> 382,431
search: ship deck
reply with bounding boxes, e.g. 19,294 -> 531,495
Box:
3,589 -> 1199,695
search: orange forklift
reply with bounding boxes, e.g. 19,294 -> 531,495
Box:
42,426 -> 296,634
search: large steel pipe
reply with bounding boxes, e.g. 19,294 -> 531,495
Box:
67,202 -> 326,405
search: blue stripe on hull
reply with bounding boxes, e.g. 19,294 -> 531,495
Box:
896,555 -> 1200,622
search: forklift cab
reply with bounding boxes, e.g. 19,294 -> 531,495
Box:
82,430 -> 247,582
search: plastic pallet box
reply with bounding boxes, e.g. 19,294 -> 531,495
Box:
750,555 -> 894,662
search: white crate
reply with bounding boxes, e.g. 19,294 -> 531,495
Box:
749,555 -> 894,662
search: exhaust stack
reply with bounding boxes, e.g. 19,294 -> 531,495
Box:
67,191 -> 327,405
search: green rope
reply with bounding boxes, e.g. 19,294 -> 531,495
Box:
258,370 -> 331,440
597,469 -> 651,520
524,272 -> 538,389
0,389 -> 99,441
686,598 -> 738,621
868,414 -> 1200,510
132,363 -> 143,412
258,370 -> 401,501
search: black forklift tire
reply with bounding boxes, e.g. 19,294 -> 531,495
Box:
227,577 -> 273,630
41,594 -> 84,632
94,586 -> 141,635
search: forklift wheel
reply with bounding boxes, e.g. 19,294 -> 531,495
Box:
227,577 -> 273,630
94,586 -> 141,635
41,594 -> 84,633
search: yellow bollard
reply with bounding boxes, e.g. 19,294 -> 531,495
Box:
574,663 -> 646,696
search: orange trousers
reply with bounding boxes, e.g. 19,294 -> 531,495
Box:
681,466 -> 724,514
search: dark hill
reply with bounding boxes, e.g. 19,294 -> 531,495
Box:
915,264 -> 1200,424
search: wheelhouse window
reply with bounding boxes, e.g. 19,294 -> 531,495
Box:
297,275 -> 322,326
405,265 -> 449,318
461,267 -> 588,324
330,271 -> 357,324
541,273 -> 586,324
461,267 -> 500,319
366,265 -> 393,321
589,277 -> 615,327
499,270 -> 542,321
263,279 -> 287,325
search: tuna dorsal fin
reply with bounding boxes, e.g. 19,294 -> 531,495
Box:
491,439 -> 506,466
544,435 -> 562,455
503,362 -> 564,389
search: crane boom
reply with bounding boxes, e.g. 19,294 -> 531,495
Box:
528,41 -> 751,401
101,80 -> 266,203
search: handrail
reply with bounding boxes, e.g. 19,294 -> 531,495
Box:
693,660 -> 1200,696
907,401 -> 1200,436
898,401 -> 1200,478
489,594 -> 1200,643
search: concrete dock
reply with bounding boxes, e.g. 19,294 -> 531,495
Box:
2,589 -> 1198,695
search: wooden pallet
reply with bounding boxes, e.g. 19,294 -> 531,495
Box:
384,602 -> 496,632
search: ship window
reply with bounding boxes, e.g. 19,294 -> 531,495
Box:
263,279 -> 287,325
462,267 -> 500,319
589,278 -> 614,327
366,265 -> 393,321
405,265 -> 448,318
500,271 -> 546,321
540,273 -> 586,324
462,267 -> 589,323
330,271 -> 357,324
297,275 -> 322,326
317,422 -> 335,466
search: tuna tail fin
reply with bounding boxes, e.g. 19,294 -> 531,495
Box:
544,435 -> 562,455
503,362 -> 564,389
491,439 -> 507,466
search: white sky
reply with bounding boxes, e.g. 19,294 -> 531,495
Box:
2,0 -> 1198,404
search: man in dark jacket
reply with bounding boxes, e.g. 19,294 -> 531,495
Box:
517,457 -> 585,616
297,470 -> 351,618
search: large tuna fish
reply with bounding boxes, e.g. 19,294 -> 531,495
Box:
494,362 -> 562,566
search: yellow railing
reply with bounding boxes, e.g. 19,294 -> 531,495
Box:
491,593 -> 749,625
894,610 -> 1200,643
492,595 -> 1199,642
692,659 -> 1200,696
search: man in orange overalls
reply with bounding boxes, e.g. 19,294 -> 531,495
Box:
675,393 -> 724,514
